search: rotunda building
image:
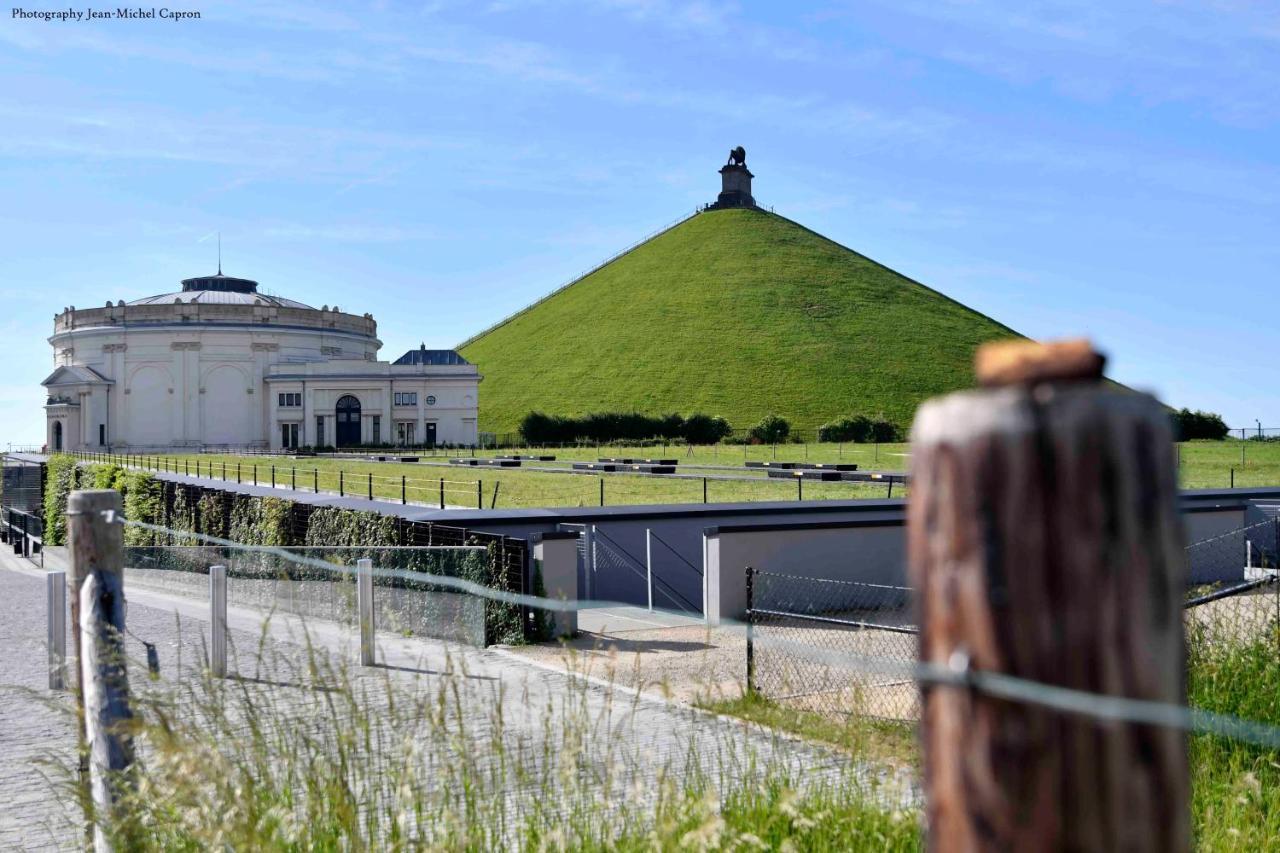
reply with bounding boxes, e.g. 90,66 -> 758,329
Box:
43,271 -> 480,451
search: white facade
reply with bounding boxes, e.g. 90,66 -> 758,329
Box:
43,273 -> 481,451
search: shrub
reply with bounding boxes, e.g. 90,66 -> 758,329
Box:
1172,408 -> 1229,441
818,416 -> 873,443
749,415 -> 791,444
683,413 -> 734,445
229,496 -> 295,546
818,415 -> 902,443
123,471 -> 166,546
870,417 -> 901,443
42,454 -> 80,545
303,507 -> 400,548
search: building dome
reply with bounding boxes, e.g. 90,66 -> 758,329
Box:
44,265 -> 479,453
126,271 -> 313,309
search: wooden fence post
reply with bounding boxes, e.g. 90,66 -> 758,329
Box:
69,489 -> 135,850
908,340 -> 1188,852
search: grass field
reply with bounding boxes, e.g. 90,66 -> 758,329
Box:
459,207 -> 1022,434
87,439 -> 1280,510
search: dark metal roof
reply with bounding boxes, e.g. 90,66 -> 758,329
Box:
182,272 -> 258,294
393,345 -> 470,366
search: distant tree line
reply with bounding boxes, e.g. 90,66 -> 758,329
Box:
519,411 -> 733,445
1171,408 -> 1229,441
518,410 -> 907,445
521,407 -> 1233,445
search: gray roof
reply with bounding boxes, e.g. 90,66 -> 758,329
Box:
42,365 -> 113,386
393,346 -> 470,366
127,270 -> 314,309
127,290 -> 313,309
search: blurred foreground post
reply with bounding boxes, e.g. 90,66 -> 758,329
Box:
69,489 -> 135,852
908,340 -> 1188,852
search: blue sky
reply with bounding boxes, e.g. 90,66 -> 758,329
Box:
2,0 -> 1277,443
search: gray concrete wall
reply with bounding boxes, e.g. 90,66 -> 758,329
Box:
458,494 -> 1271,616
705,523 -> 904,625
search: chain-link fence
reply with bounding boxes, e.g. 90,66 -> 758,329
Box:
747,519 -> 1280,723
746,569 -> 918,720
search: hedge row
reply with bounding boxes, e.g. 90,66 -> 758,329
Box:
817,415 -> 903,443
1172,408 -> 1229,441
40,455 -> 535,644
520,411 -> 733,445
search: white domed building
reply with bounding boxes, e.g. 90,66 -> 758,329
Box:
43,271 -> 480,452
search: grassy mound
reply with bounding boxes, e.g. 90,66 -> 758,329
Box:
460,208 -> 1022,434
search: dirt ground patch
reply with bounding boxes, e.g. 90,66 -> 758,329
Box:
508,619 -> 748,705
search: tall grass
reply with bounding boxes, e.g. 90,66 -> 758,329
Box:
1186,610 -> 1280,851
61,621 -> 919,851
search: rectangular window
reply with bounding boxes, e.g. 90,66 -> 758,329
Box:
394,392 -> 418,406
397,422 -> 416,446
279,393 -> 286,406
99,424 -> 105,446
278,393 -> 301,407
316,416 -> 325,447
372,416 -> 380,444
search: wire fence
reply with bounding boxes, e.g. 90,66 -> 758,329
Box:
21,505 -> 1280,848
747,519 -> 1280,724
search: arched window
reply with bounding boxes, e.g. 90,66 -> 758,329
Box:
335,395 -> 361,447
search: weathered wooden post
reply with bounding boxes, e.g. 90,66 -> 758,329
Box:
69,489 -> 135,851
908,340 -> 1188,852
357,558 -> 375,666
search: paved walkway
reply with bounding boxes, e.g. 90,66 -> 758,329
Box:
0,548 -> 905,849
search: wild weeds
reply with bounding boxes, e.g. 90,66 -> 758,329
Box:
63,618 -> 916,850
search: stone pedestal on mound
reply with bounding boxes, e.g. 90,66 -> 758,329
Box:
713,164 -> 756,209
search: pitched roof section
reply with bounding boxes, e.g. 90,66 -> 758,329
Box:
42,365 -> 113,386
393,346 -> 470,366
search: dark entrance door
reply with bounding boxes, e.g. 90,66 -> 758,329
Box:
335,395 -> 361,447
425,422 -> 437,448
53,421 -> 63,451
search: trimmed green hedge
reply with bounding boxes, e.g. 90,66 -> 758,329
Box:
42,457 -> 536,644
519,410 -> 733,445
43,454 -> 80,545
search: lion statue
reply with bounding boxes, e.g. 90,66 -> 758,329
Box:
727,146 -> 746,167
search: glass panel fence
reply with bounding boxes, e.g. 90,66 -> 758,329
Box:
123,545 -> 491,646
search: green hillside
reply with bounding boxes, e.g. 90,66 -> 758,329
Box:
460,208 -> 1022,435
